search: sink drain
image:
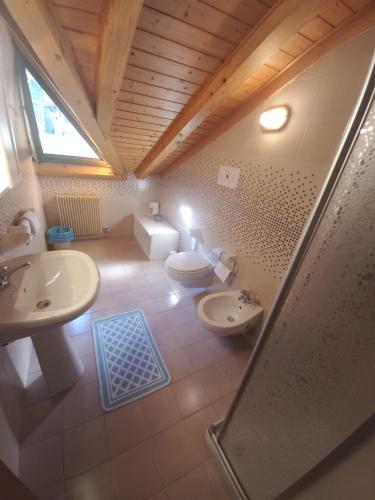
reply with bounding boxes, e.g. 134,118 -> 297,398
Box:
227,315 -> 235,323
36,299 -> 51,309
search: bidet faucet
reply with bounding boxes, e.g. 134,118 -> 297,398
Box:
239,289 -> 258,305
0,261 -> 32,289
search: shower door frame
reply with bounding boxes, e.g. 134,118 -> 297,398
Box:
206,54 -> 375,500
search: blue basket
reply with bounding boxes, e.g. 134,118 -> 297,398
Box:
47,226 -> 74,242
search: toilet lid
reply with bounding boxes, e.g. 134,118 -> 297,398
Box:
167,251 -> 210,273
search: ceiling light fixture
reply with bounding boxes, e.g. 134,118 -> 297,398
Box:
259,105 -> 290,131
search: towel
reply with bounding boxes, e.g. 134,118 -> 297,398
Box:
18,210 -> 41,236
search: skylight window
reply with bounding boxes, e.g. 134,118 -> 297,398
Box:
20,62 -> 101,165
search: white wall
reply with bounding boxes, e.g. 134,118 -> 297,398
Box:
161,29 -> 375,314
0,18 -> 47,474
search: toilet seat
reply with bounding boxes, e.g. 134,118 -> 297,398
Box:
166,251 -> 210,274
165,251 -> 213,288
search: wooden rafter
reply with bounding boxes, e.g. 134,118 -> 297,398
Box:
135,0 -> 331,178
3,0 -> 126,176
159,2 -> 375,175
96,0 -> 143,137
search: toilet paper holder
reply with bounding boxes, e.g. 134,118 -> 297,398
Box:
218,250 -> 238,285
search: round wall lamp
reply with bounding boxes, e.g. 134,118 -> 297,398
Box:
259,105 -> 290,132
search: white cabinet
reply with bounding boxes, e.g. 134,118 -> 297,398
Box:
134,216 -> 179,261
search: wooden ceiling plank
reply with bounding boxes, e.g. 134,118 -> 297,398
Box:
135,0 -> 341,178
52,0 -> 103,15
113,111 -> 172,127
129,48 -> 210,85
265,48 -> 295,70
138,6 -> 235,59
125,65 -> 200,95
117,90 -> 185,113
133,30 -> 222,72
299,16 -> 334,41
160,2 -> 375,174
52,4 -> 100,35
122,79 -> 191,105
4,0 -> 126,176
144,0 -> 250,44
201,0 -> 269,27
116,101 -> 177,120
341,0 -> 372,12
112,118 -> 167,132
111,126 -> 163,138
319,1 -> 354,26
280,32 -> 314,56
96,0 -> 143,137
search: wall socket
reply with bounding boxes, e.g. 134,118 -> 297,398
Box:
217,165 -> 241,190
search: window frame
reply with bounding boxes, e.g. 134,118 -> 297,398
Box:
18,55 -> 106,167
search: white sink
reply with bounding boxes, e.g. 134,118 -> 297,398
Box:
198,290 -> 263,336
0,250 -> 99,339
0,250 -> 99,395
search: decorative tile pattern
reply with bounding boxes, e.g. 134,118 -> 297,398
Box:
38,171 -> 160,196
93,310 -> 170,411
162,153 -> 318,279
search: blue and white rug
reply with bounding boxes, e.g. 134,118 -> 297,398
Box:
92,310 -> 170,411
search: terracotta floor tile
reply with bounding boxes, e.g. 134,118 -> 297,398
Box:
166,308 -> 193,328
165,465 -> 216,500
112,440 -> 162,500
152,421 -> 201,485
183,341 -> 217,371
172,375 -> 210,417
163,349 -> 195,382
65,462 -> 117,500
63,381 -> 103,430
196,363 -> 236,403
174,321 -> 213,348
219,354 -> 249,386
146,311 -> 172,334
204,458 -> 235,500
35,482 -> 66,500
63,416 -> 109,478
184,405 -> 218,461
22,399 -> 63,447
91,293 -> 115,312
154,329 -> 182,354
105,401 -> 151,456
146,491 -> 168,500
20,435 -> 64,491
212,392 -> 236,421
110,278 -> 133,294
140,386 -> 182,435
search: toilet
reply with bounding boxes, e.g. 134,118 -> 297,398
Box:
165,251 -> 213,288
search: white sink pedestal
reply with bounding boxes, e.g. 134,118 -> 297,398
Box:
32,326 -> 84,396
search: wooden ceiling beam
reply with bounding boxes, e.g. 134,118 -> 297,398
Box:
135,0 -> 330,178
3,0 -> 127,176
96,0 -> 143,137
161,3 -> 375,175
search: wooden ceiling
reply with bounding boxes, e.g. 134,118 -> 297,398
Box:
3,0 -> 375,177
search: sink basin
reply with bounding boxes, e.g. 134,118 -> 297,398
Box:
0,250 -> 99,395
198,290 -> 263,336
0,250 -> 99,339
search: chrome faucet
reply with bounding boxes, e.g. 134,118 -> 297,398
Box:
238,289 -> 259,305
0,261 -> 32,289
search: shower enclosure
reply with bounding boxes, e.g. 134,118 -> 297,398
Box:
207,56 -> 375,500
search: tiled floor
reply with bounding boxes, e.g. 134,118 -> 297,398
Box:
20,237 -> 251,500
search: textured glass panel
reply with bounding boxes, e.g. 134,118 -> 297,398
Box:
26,70 -> 98,159
220,96 -> 375,499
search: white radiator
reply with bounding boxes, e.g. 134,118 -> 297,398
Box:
56,194 -> 102,237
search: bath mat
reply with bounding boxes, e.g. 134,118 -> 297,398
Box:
92,310 -> 170,411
